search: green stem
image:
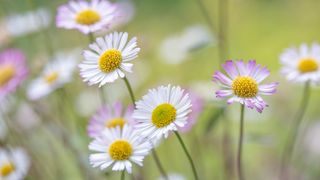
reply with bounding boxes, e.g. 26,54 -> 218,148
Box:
194,0 -> 216,32
122,77 -> 168,179
120,170 -> 125,180
99,87 -> 107,106
88,32 -> 95,43
174,131 -> 199,180
122,77 -> 136,106
151,149 -> 168,180
237,105 -> 245,180
217,1 -> 233,179
280,81 -> 311,179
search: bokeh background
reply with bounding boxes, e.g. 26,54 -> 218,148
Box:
1,0 -> 320,179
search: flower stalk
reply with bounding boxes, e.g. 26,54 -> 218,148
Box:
280,81 -> 311,179
237,104 -> 245,180
122,76 -> 168,179
174,131 -> 199,180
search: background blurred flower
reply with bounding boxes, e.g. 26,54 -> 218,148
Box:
178,90 -> 204,133
213,60 -> 278,113
0,148 -> 30,180
280,43 -> 320,84
304,121 -> 320,157
98,0 -> 135,32
89,125 -> 151,173
79,31 -> 140,86
27,52 -> 76,100
134,85 -> 192,139
56,0 -> 117,34
15,102 -> 41,131
87,102 -> 135,138
159,25 -> 214,65
158,173 -> 186,180
0,49 -> 28,99
2,8 -> 51,38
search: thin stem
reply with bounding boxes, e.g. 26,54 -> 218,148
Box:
122,77 -> 168,178
88,32 -> 95,43
237,104 -> 245,180
123,77 -> 136,106
218,0 -> 229,65
27,0 -> 54,57
99,87 -> 107,106
280,81 -> 311,179
174,131 -> 199,180
120,170 -> 125,180
194,0 -> 216,32
151,149 -> 168,180
217,1 -> 233,179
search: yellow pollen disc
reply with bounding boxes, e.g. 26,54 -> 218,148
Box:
105,118 -> 127,128
75,9 -> 101,25
109,140 -> 133,160
0,162 -> 15,177
232,76 -> 258,98
44,72 -> 59,84
0,65 -> 15,87
99,49 -> 122,73
152,103 -> 177,128
298,58 -> 318,73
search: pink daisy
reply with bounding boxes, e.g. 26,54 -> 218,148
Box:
0,49 -> 28,99
56,0 -> 117,34
87,102 -> 134,138
213,60 -> 278,113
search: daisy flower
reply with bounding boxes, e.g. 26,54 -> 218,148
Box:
280,43 -> 320,83
3,8 -> 51,38
56,0 -> 117,34
0,49 -> 28,99
27,53 -> 76,100
0,148 -> 30,180
133,85 -> 192,139
89,125 -> 151,173
213,60 -> 278,113
87,102 -> 135,138
79,31 -> 140,86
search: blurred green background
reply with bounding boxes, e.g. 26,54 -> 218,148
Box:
1,0 -> 320,179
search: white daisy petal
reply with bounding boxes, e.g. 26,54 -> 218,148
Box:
80,32 -> 139,86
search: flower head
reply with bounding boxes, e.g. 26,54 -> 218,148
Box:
0,148 -> 30,180
79,31 -> 140,87
213,60 -> 278,113
87,102 -> 135,138
56,0 -> 117,34
0,49 -> 28,99
133,85 -> 192,140
89,125 -> 151,173
280,43 -> 320,83
27,53 -> 76,100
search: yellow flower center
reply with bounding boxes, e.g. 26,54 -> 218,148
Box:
75,9 -> 101,25
109,140 -> 133,160
298,58 -> 318,73
152,103 -> 177,128
105,118 -> 127,129
44,72 -> 59,84
0,162 -> 15,177
0,65 -> 15,87
99,49 -> 122,73
232,76 -> 258,98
